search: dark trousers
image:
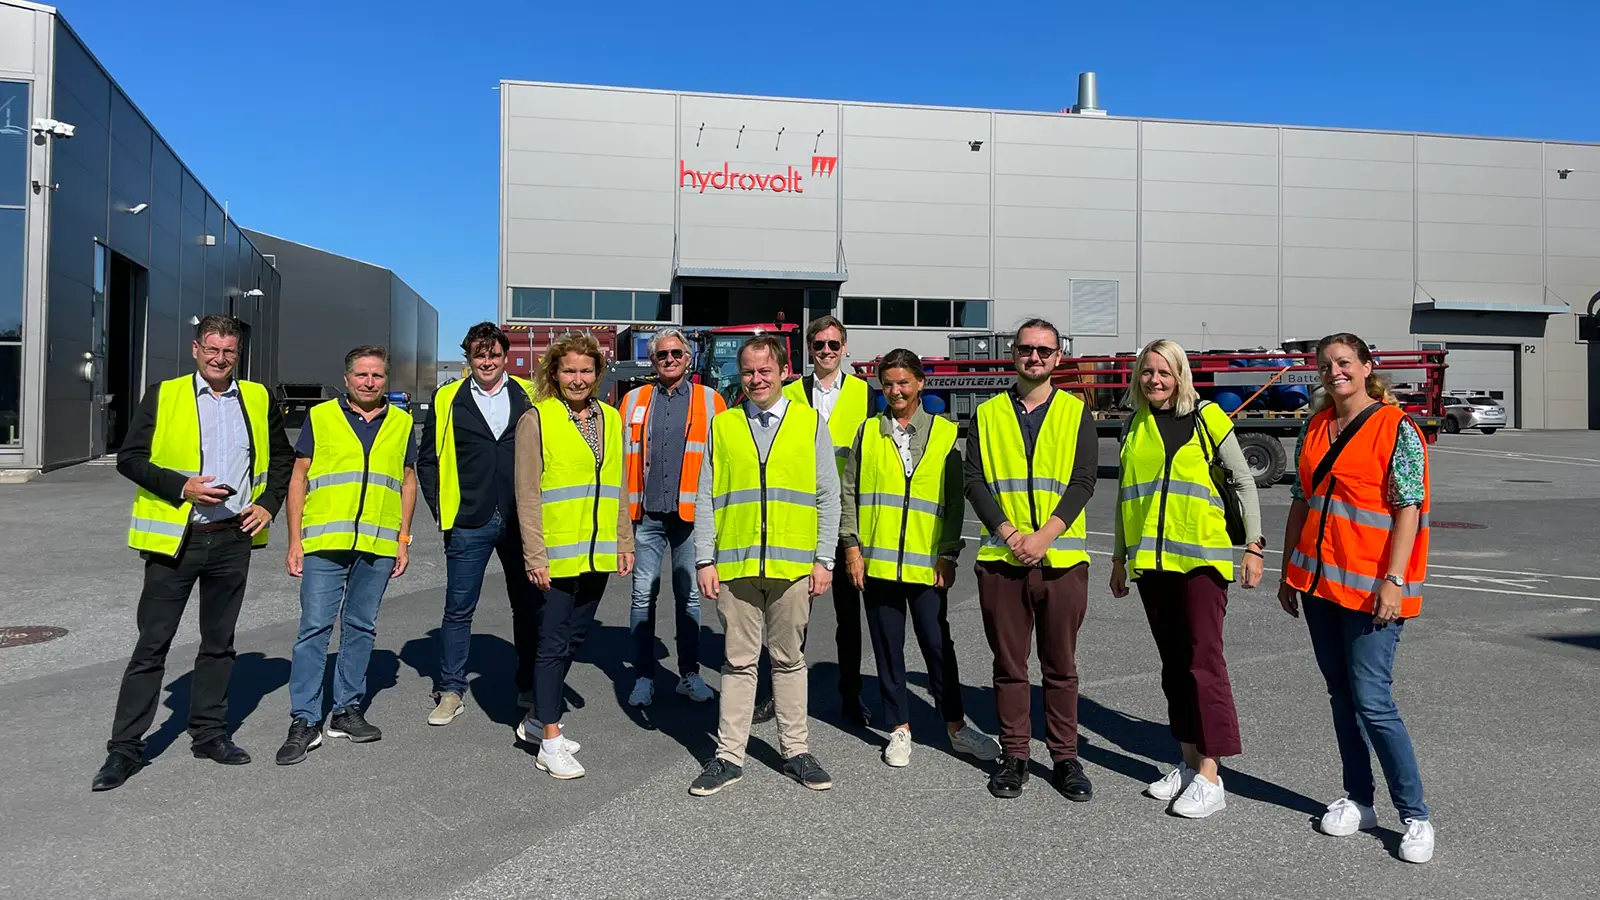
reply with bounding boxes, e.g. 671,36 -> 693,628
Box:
977,561 -> 1088,762
439,511 -> 539,696
756,542 -> 863,703
1137,568 -> 1242,758
863,578 -> 965,727
533,573 -> 607,725
107,528 -> 253,757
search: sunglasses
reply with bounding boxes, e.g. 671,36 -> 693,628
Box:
811,340 -> 842,352
1014,343 -> 1059,360
653,348 -> 687,361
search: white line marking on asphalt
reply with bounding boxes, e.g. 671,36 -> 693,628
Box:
1430,448 -> 1600,468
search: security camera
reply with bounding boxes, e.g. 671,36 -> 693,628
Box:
32,117 -> 75,138
1558,168 -> 1573,180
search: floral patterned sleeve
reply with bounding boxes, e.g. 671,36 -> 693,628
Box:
1386,420 -> 1427,509
1288,427 -> 1308,503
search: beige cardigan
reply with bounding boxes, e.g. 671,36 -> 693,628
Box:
514,404 -> 634,572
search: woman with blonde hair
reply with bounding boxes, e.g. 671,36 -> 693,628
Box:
1111,338 -> 1263,818
513,332 -> 633,780
1279,333 -> 1434,864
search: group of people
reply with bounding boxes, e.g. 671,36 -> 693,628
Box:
89,312 -> 1435,864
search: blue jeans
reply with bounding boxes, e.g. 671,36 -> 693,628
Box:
628,513 -> 701,677
290,551 -> 395,723
438,511 -> 539,696
1304,594 -> 1429,821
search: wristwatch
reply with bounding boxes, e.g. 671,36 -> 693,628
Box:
1382,573 -> 1404,588
819,558 -> 836,571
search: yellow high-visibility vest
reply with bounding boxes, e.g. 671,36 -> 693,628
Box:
127,375 -> 273,557
431,375 -> 535,531
711,404 -> 820,581
1117,403 -> 1237,581
784,373 -> 869,477
535,397 -> 624,578
974,390 -> 1089,568
856,415 -> 958,585
300,399 -> 413,557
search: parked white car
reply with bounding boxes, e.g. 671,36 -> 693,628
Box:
1443,396 -> 1507,434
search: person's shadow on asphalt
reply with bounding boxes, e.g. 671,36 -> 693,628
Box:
146,651 -> 289,759
591,620 -> 721,764
398,630 -> 532,728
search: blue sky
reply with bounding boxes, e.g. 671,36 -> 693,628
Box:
56,0 -> 1600,355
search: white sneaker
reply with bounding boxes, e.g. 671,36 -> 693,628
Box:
1147,762 -> 1196,801
1171,774 -> 1226,818
1320,797 -> 1379,836
1399,818 -> 1434,864
948,724 -> 1002,761
515,713 -> 581,753
676,672 -> 713,702
536,741 -> 585,780
883,729 -> 913,767
628,677 -> 656,707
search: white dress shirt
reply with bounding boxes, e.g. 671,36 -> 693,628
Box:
192,372 -> 252,521
470,374 -> 512,439
811,372 -> 842,421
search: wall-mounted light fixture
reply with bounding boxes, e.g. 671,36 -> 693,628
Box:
126,203 -> 148,215
1558,168 -> 1574,180
202,235 -> 217,246
243,288 -> 264,298
969,140 -> 984,151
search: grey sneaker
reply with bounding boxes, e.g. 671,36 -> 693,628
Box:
783,753 -> 834,791
948,723 -> 1001,761
428,691 -> 464,726
883,730 -> 912,767
689,758 -> 743,796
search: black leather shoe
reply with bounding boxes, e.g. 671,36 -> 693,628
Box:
1052,758 -> 1094,802
91,751 -> 143,792
751,696 -> 776,725
191,737 -> 252,765
988,755 -> 1029,799
843,696 -> 871,728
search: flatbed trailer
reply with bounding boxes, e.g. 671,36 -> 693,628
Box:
852,348 -> 1448,488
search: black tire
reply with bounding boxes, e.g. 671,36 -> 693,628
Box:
1235,431 -> 1288,489
1480,427 -> 1498,435
1443,416 -> 1461,434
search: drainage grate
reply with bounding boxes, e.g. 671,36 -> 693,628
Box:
0,626 -> 68,649
1503,479 -> 1552,484
1431,521 -> 1486,530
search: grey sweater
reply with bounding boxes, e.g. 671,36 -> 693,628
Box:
693,396 -> 842,567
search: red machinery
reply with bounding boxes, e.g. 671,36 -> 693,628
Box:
852,348 -> 1448,488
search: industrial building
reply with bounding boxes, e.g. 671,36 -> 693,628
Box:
242,230 -> 439,408
1,0 -> 284,472
499,76 -> 1600,429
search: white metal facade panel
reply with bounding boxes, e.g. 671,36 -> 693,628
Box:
1442,345 -> 1518,426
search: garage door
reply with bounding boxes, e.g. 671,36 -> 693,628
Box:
1442,344 -> 1518,427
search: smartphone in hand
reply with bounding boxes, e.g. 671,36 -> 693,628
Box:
214,484 -> 238,498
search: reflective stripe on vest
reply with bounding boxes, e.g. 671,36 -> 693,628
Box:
535,397 -> 624,578
300,399 -> 413,557
1116,403 -> 1237,581
856,415 -> 958,585
432,375 -> 534,532
1283,405 -> 1430,617
783,374 -> 869,479
127,376 -> 273,556
973,390 -> 1090,569
710,404 -> 820,581
621,382 -> 723,522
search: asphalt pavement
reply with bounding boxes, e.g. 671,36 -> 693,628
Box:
2,431 -> 1598,900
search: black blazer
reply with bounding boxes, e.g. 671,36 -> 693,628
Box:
116,376 -> 294,517
418,378 -> 532,530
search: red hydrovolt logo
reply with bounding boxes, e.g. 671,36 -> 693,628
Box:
680,160 -> 805,194
812,156 -> 837,175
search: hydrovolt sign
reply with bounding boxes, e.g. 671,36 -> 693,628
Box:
679,156 -> 837,194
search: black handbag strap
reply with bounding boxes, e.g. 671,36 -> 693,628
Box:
1194,402 -> 1220,463
1310,402 -> 1383,492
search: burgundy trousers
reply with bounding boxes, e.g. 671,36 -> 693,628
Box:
976,561 -> 1089,762
1136,567 -> 1242,758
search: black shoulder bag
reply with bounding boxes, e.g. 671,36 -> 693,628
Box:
1194,402 -> 1249,546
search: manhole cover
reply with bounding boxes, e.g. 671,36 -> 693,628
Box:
0,626 -> 68,649
1503,479 -> 1551,484
1432,521 -> 1486,530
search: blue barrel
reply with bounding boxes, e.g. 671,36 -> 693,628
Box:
873,393 -> 889,414
1212,390 -> 1245,413
922,391 -> 948,415
1261,356 -> 1309,410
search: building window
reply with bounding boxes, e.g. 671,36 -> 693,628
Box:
553,289 -> 592,319
842,297 -> 992,330
509,287 -> 675,323
594,290 -> 633,322
636,292 -> 671,321
0,82 -> 26,209
0,80 -> 27,448
512,288 -> 550,319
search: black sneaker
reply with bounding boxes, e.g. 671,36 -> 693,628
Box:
275,719 -> 324,766
326,707 -> 382,743
988,755 -> 1030,799
751,696 -> 776,725
1051,758 -> 1093,802
782,753 -> 834,791
688,758 -> 743,796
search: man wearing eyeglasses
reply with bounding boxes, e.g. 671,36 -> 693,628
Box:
756,314 -> 872,727
93,315 -> 293,791
964,317 -> 1098,803
619,329 -> 724,708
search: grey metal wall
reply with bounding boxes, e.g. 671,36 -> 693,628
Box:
500,81 -> 1600,428
416,295 -> 437,404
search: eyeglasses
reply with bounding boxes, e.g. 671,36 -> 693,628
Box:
1013,343 -> 1058,360
199,346 -> 238,360
811,340 -> 842,352
653,348 -> 687,361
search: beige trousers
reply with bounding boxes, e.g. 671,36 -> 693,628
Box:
714,576 -> 811,766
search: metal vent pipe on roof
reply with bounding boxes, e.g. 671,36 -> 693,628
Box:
1074,72 -> 1103,114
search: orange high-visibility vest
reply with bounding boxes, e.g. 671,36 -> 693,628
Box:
1284,404 -> 1430,617
620,381 -> 725,522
